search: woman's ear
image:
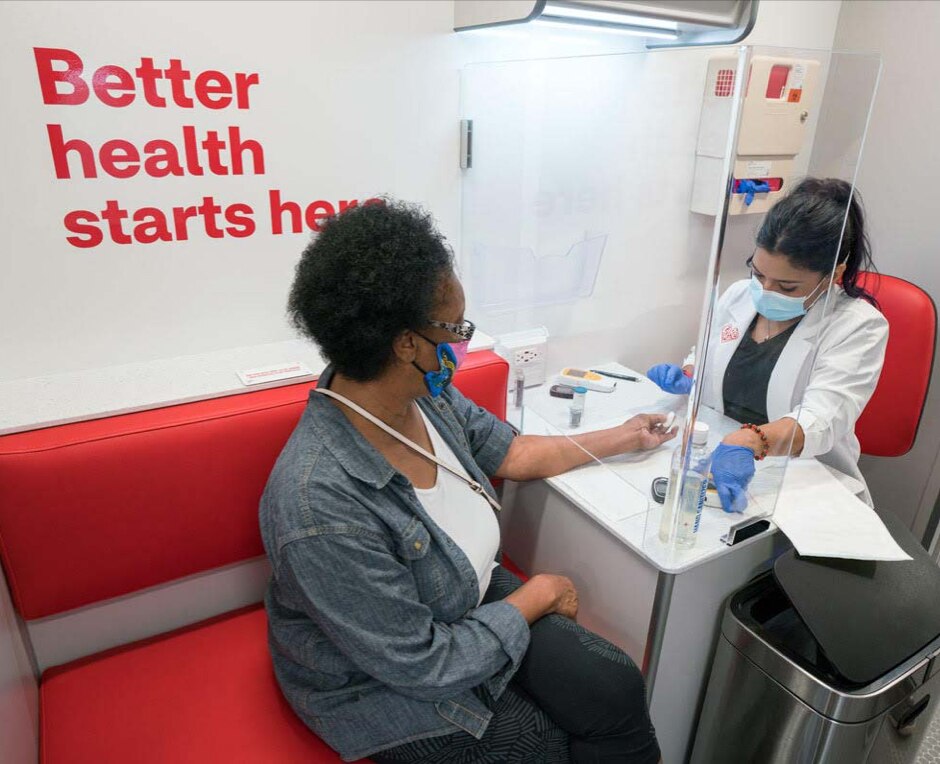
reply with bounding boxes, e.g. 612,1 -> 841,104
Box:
833,261 -> 848,285
392,330 -> 418,364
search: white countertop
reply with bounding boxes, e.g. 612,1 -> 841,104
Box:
0,332 -> 496,436
509,362 -> 849,574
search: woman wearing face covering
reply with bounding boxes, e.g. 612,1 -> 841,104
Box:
260,199 -> 670,763
647,177 -> 888,510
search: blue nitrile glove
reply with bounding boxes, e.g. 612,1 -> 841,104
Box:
710,443 -> 756,514
646,364 -> 693,395
737,179 -> 772,206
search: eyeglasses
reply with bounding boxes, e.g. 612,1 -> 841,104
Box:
427,318 -> 476,342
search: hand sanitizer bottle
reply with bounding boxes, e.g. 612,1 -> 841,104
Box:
659,422 -> 711,548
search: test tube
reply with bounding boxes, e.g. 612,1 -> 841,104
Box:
569,387 -> 587,428
513,367 -> 525,409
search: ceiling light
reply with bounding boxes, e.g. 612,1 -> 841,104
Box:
542,2 -> 679,32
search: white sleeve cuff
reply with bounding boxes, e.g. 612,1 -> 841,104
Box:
789,408 -> 827,459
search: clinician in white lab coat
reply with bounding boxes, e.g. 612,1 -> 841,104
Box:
648,178 -> 888,510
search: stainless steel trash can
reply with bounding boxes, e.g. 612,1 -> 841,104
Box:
691,571 -> 940,763
693,506 -> 940,764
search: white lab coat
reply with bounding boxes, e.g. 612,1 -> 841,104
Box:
699,279 -> 889,498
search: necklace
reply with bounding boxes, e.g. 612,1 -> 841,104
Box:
760,317 -> 798,342
764,319 -> 776,342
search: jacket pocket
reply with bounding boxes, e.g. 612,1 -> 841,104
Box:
397,519 -> 447,604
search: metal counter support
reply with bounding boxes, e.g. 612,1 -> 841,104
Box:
642,573 -> 675,701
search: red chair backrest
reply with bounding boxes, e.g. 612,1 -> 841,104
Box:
0,351 -> 508,620
855,273 -> 937,457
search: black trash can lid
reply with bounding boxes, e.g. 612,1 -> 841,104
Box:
774,509 -> 940,686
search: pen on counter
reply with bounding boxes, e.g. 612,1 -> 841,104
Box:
590,369 -> 639,382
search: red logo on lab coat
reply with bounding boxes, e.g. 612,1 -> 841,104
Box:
720,324 -> 740,343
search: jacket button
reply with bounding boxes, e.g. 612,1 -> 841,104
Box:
414,541 -> 423,551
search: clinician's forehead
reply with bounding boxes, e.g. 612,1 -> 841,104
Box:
751,247 -> 820,282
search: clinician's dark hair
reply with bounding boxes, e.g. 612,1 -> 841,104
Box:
288,198 -> 455,381
756,177 -> 877,305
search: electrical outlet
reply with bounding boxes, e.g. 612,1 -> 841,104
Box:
510,344 -> 547,387
496,326 -> 549,388
513,346 -> 543,366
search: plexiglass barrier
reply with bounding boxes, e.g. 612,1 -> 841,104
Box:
460,44 -> 880,570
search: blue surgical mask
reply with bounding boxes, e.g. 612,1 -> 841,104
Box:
412,339 -> 459,398
749,275 -> 827,322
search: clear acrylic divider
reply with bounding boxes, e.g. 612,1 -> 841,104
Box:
645,45 -> 882,568
460,43 -> 880,571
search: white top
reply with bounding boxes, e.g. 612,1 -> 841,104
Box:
413,408 -> 501,605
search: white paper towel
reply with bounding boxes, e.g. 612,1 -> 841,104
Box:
773,461 -> 911,561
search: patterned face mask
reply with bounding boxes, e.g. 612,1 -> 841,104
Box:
412,338 -> 459,398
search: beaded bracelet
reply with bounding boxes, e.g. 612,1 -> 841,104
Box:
740,423 -> 769,461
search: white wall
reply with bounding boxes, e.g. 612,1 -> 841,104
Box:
0,0 -> 845,391
829,0 -> 940,542
0,0 -> 851,433
0,0 -> 459,382
456,0 -> 846,377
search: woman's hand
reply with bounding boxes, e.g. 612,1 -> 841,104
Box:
647,363 -> 693,395
505,573 -> 579,624
547,574 -> 579,619
711,441 -> 757,513
619,413 -> 677,451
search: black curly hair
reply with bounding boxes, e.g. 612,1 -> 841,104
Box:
756,177 -> 877,306
287,199 -> 456,381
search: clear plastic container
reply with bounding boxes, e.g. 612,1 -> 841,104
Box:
569,387 -> 587,428
513,367 -> 525,409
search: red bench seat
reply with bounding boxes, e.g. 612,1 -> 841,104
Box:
0,351 -> 512,764
41,605 -> 355,763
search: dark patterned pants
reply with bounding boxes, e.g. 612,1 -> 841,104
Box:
371,566 -> 661,764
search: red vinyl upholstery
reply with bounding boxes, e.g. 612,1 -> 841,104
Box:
40,606 -> 364,763
0,350 -> 509,764
501,554 -> 529,582
855,273 -> 937,457
0,350 -> 508,620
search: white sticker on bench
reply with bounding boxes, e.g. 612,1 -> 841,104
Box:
236,361 -> 313,386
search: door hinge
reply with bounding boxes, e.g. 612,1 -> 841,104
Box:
459,119 -> 473,169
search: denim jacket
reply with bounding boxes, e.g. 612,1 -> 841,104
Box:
259,368 -> 529,761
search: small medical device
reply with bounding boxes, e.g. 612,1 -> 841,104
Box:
550,384 -> 575,399
557,368 -> 616,393
651,476 -> 668,504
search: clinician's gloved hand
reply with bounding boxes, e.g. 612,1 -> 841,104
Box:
710,443 -> 756,514
646,364 -> 693,395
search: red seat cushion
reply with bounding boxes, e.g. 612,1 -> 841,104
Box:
41,605 -> 367,763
